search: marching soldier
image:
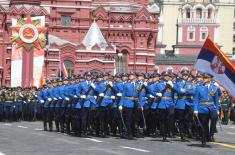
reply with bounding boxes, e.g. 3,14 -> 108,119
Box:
38,84 -> 50,131
96,73 -> 115,137
154,71 -> 175,142
76,72 -> 97,137
174,69 -> 195,141
119,72 -> 139,139
194,72 -> 220,146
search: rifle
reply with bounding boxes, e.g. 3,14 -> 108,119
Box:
96,82 -> 114,104
80,82 -> 97,107
148,82 -> 172,108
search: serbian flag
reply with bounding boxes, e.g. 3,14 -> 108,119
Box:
59,55 -> 68,77
194,37 -> 235,97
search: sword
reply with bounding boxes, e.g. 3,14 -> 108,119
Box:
194,114 -> 206,146
217,115 -> 223,131
119,109 -> 127,132
141,107 -> 147,130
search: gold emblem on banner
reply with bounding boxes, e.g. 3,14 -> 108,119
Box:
11,16 -> 47,51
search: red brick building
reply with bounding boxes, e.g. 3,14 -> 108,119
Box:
0,0 -> 160,86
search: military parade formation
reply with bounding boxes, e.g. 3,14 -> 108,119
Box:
0,86 -> 42,122
1,69 -> 235,147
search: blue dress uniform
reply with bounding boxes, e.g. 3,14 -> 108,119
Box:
60,81 -> 75,134
194,74 -> 220,143
146,79 -> 160,136
46,86 -> 55,131
174,79 -> 195,140
95,80 -> 115,137
53,84 -> 62,132
111,79 -> 125,137
76,79 -> 97,137
37,86 -> 49,131
73,81 -> 83,136
58,84 -> 67,133
155,71 -> 175,141
119,80 -> 140,139
134,80 -> 148,137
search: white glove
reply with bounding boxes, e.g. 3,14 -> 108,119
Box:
53,97 -> 57,100
74,95 -> 78,98
94,96 -> 97,99
13,105 -> 16,108
217,111 -> 220,115
90,83 -> 96,89
143,82 -> 148,86
27,99 -> 31,102
35,95 -> 38,97
149,94 -> 154,98
156,93 -> 162,97
141,106 -> 144,111
118,105 -> 123,111
111,96 -> 115,99
167,81 -> 174,88
81,95 -> 86,99
180,88 -> 186,93
108,81 -> 113,87
48,98 -> 52,101
214,82 -> 219,87
99,93 -> 104,97
117,93 -> 122,97
65,97 -> 69,101
194,111 -> 198,116
40,100 -> 44,103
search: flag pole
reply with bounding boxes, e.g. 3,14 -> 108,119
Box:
59,50 -> 62,79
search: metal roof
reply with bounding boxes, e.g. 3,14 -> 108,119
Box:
82,21 -> 108,50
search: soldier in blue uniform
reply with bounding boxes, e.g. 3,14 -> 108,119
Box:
73,74 -> 84,136
119,72 -> 140,139
60,77 -> 74,134
133,72 -> 148,138
154,71 -> 175,142
194,72 -> 220,145
146,72 -> 161,137
174,69 -> 195,141
76,72 -> 97,137
38,83 -> 50,131
110,73 -> 123,137
95,73 -> 115,137
111,73 -> 127,137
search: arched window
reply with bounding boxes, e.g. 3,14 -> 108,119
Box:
187,26 -> 195,41
196,8 -> 202,18
208,9 -> 212,19
186,8 -> 191,18
200,26 -> 208,41
64,60 -> 74,76
115,50 -> 127,73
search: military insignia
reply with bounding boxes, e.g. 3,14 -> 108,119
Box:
166,88 -> 171,92
210,56 -> 225,74
11,16 -> 47,51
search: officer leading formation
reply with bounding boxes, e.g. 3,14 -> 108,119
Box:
1,69 -> 235,147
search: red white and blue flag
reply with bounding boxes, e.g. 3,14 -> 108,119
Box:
194,37 -> 235,97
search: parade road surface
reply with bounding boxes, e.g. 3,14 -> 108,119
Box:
0,121 -> 235,155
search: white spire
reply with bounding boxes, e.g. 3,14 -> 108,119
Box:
82,21 -> 108,50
